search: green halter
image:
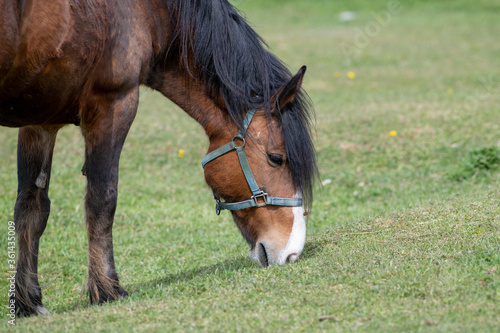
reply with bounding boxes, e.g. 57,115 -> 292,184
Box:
201,109 -> 303,215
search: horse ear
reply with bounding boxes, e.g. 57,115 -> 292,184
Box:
274,66 -> 307,112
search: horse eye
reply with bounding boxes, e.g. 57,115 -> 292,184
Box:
267,153 -> 284,167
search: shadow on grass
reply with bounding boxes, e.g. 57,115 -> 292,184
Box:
301,238 -> 325,261
129,239 -> 324,294
128,255 -> 255,295
54,256 -> 255,314
128,239 -> 325,294
53,239 -> 325,315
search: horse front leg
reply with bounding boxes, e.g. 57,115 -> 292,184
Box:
81,88 -> 138,305
13,125 -> 60,317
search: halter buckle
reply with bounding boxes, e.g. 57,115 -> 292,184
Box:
214,195 -> 222,215
251,192 -> 269,207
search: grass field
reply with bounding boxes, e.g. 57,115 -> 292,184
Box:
1,0 -> 499,331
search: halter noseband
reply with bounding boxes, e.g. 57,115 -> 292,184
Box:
201,109 -> 303,215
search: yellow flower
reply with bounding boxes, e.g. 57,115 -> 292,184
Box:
333,72 -> 341,78
347,71 -> 356,79
178,149 -> 185,158
447,88 -> 454,94
389,130 -> 397,137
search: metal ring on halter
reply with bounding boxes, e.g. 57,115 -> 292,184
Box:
232,135 -> 245,148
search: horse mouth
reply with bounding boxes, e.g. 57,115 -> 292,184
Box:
258,243 -> 269,267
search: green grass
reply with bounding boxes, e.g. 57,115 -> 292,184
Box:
1,0 -> 499,331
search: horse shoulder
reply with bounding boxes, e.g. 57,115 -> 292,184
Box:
89,5 -> 156,95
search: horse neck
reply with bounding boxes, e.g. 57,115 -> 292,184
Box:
148,67 -> 236,140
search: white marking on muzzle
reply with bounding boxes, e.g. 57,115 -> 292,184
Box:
277,191 -> 306,264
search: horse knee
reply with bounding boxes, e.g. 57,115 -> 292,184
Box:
14,188 -> 51,238
85,184 -> 118,226
89,184 -> 117,206
105,187 -> 118,205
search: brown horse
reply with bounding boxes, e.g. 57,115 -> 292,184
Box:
0,0 -> 317,317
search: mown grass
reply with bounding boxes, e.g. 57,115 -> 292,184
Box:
1,0 -> 499,331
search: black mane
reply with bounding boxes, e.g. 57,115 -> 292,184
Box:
168,0 -> 318,208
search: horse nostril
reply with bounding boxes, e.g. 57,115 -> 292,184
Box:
286,253 -> 298,263
258,243 -> 269,267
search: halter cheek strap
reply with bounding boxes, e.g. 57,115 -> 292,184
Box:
201,109 -> 303,215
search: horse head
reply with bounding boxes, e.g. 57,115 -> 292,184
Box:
202,67 -> 315,266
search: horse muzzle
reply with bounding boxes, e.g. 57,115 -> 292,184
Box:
249,205 -> 306,267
